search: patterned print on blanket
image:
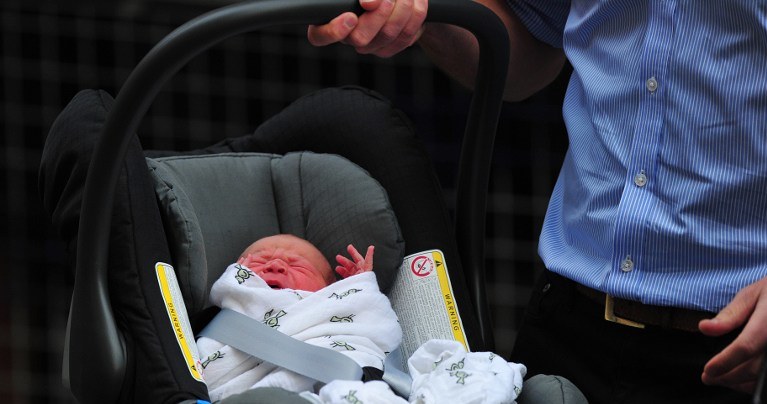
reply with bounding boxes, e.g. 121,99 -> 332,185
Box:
234,264 -> 254,284
446,358 -> 471,385
330,341 -> 356,351
263,308 -> 287,328
328,288 -> 363,299
330,314 -> 355,323
341,389 -> 363,403
201,350 -> 225,369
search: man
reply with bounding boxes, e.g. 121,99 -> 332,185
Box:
307,1 -> 767,403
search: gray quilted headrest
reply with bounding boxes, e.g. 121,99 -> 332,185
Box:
146,151 -> 404,314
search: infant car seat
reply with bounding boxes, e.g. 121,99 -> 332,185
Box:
44,81 -> 488,402
39,0 -> 587,402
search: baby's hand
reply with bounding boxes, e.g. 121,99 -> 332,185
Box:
335,244 -> 374,278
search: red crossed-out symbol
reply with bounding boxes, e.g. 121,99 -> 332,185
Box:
411,255 -> 434,277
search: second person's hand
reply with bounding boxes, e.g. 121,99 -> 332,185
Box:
307,0 -> 428,58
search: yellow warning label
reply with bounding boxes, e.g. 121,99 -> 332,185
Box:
390,249 -> 471,364
432,250 -> 468,350
156,262 -> 204,382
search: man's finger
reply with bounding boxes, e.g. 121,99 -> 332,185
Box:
704,318 -> 766,379
702,355 -> 763,394
700,280 -> 762,337
359,0 -> 383,11
702,284 -> 767,381
347,0 -> 396,47
357,0 -> 412,53
307,13 -> 358,47
373,24 -> 426,58
360,0 -> 427,56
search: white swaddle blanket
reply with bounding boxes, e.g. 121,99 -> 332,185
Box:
197,263 -> 402,401
306,339 -> 526,404
407,339 -> 526,403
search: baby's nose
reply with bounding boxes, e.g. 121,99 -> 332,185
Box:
263,262 -> 286,273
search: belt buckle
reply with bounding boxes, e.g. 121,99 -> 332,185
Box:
604,295 -> 645,329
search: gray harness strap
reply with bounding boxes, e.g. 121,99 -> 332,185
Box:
382,347 -> 412,398
198,308 -> 363,384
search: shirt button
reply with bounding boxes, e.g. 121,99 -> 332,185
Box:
621,256 -> 634,272
646,76 -> 658,92
634,171 -> 648,187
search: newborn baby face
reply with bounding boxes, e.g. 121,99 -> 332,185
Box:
239,234 -> 333,292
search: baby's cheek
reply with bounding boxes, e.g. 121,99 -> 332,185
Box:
294,276 -> 326,292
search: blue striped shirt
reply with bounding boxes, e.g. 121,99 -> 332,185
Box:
508,0 -> 767,312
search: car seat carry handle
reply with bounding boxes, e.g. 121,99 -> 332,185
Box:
69,0 -> 509,402
198,309 -> 364,385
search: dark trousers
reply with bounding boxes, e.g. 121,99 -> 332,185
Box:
509,270 -> 751,404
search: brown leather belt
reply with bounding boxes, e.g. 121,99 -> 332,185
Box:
575,284 -> 714,332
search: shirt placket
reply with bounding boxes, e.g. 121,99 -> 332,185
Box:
609,0 -> 677,300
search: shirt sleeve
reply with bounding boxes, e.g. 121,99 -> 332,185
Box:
506,0 -> 571,48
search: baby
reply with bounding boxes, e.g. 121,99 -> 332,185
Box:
197,234 -> 401,401
236,233 -> 375,292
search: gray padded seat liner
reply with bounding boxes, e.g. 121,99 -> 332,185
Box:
147,151 -> 404,314
517,374 -> 589,404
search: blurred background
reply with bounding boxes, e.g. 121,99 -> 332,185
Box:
0,0 -> 569,401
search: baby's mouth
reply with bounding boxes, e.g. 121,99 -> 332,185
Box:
260,275 -> 285,289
